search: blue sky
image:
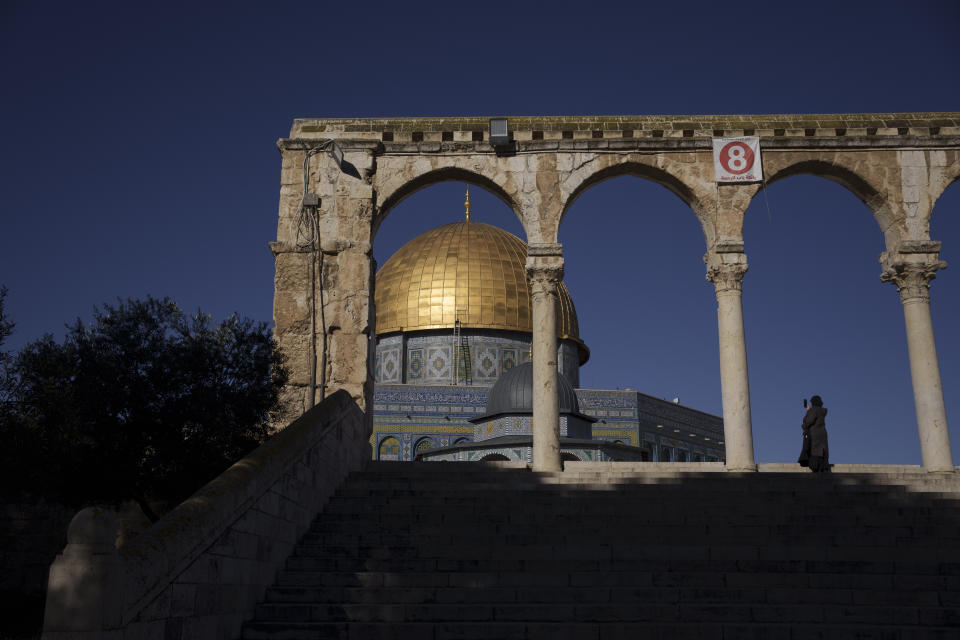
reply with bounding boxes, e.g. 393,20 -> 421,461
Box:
1,1 -> 958,464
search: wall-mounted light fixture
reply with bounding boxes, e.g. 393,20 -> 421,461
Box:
328,140 -> 345,169
489,118 -> 509,146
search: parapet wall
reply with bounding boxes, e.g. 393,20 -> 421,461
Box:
289,112 -> 960,142
41,390 -> 369,640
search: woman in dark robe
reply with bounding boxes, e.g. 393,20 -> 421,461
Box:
802,395 -> 829,472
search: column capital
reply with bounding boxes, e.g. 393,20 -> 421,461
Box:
704,246 -> 749,294
879,252 -> 947,304
705,250 -> 749,294
526,244 -> 564,297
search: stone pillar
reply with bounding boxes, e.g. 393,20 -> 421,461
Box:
272,141 -> 377,429
881,250 -> 954,472
706,249 -> 756,471
42,508 -> 123,639
526,244 -> 564,473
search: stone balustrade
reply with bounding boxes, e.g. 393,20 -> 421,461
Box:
41,390 -> 369,640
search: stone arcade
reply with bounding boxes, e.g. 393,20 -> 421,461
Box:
271,113 -> 959,473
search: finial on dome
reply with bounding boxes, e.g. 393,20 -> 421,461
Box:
464,188 -> 471,221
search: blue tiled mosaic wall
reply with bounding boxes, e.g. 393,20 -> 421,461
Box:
474,414 -> 592,441
374,330 -> 581,387
372,384 -> 726,463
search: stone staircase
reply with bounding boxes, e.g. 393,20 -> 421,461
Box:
241,462 -> 960,639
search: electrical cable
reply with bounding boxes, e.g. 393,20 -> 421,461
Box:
313,211 -> 327,403
290,139 -> 333,408
762,177 -> 774,225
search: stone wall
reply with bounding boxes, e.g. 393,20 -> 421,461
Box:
41,390 -> 369,640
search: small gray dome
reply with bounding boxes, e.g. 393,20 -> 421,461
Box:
483,361 -> 581,416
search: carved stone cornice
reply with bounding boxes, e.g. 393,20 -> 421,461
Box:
879,252 -> 947,304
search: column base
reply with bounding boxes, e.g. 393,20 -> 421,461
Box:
923,466 -> 957,474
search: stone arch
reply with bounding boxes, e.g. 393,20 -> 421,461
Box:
374,166 -> 524,239
559,159 -> 716,248
480,453 -> 510,461
759,157 -> 900,246
930,154 -> 960,227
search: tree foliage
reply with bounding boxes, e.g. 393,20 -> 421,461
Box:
0,295 -> 288,519
0,286 -> 15,419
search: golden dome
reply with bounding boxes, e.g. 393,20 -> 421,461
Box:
375,217 -> 588,364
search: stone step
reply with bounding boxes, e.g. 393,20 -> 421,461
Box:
349,467 -> 960,486
336,478 -> 960,493
242,620 -> 960,640
323,500 -> 950,515
252,601 -> 953,622
338,483 -> 959,496
337,476 -> 960,489
309,516 -> 957,533
307,518 -> 954,536
322,501 -> 949,515
262,584 -> 949,607
247,601 -> 959,625
296,529 -> 957,549
285,544 -> 960,567
272,570 -> 960,591
279,558 -> 959,577
242,467 -> 960,639
326,486 -> 956,502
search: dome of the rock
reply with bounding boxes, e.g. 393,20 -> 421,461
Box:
374,219 -> 588,364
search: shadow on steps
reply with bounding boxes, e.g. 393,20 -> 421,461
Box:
243,463 -> 960,639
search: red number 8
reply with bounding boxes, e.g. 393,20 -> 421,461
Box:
720,142 -> 754,175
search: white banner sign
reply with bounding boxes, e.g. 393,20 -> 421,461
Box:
712,136 -> 763,183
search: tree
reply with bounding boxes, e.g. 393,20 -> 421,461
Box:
0,286 -> 15,421
1,296 -> 288,520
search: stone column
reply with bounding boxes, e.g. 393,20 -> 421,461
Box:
881,251 -> 954,472
526,245 -> 564,473
706,249 -> 756,471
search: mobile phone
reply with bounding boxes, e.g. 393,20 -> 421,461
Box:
803,398 -> 808,408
